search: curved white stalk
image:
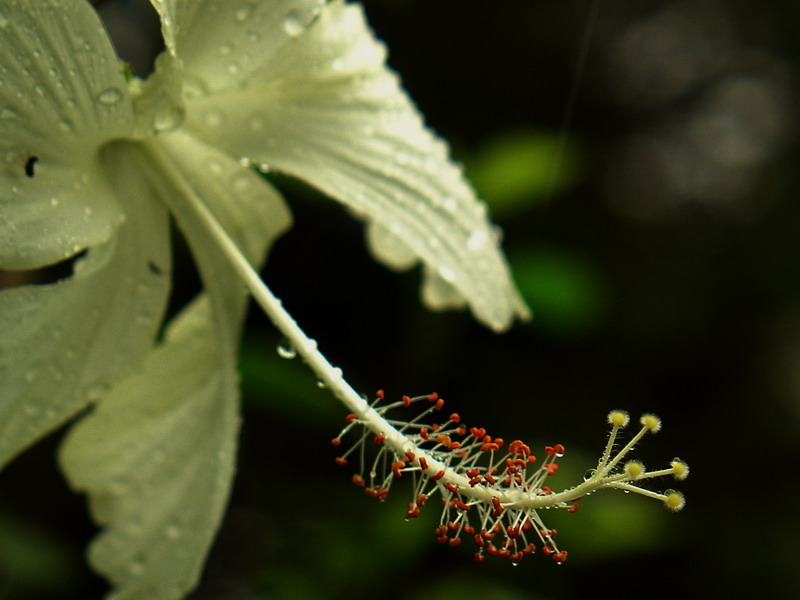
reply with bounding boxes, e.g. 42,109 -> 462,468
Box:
135,138 -> 688,563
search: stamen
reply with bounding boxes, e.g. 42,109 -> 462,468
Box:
334,394 -> 688,564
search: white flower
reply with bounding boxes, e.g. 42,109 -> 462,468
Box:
0,1 -> 527,598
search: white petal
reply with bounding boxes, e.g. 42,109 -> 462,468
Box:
59,134 -> 290,600
173,2 -> 528,330
59,298 -> 240,600
0,0 -> 134,269
149,0 -> 325,93
0,142 -> 171,469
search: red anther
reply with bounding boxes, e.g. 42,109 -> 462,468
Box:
428,392 -> 439,402
491,497 -> 503,517
510,552 -> 523,564
505,458 -> 516,471
486,544 -> 499,556
365,487 -> 376,497
455,427 -> 466,436
434,398 -> 445,410
447,521 -> 460,532
419,457 -> 429,471
449,413 -> 461,423
523,543 -> 536,555
352,474 -> 365,486
482,435 -> 492,443
448,538 -> 462,548
469,477 -> 482,487
554,443 -> 565,455
467,468 -> 481,478
391,460 -> 406,478
544,446 -> 555,457
498,548 -> 510,559
479,442 -> 499,452
458,450 -> 468,459
514,458 -> 527,469
404,451 -> 416,463
549,529 -> 558,537
471,427 -> 486,440
527,455 -> 537,464
445,482 -> 459,494
431,423 -> 441,431
402,395 -> 412,407
345,413 -> 357,423
375,487 -> 389,501
568,502 -> 580,513
376,389 -> 385,400
492,523 -> 503,534
473,533 -> 485,547
484,474 -> 497,485
335,457 -> 347,466
373,434 -> 386,445
436,434 -> 452,446
420,428 -> 429,441
508,440 -> 521,453
463,525 -> 475,536
542,546 -> 553,556
416,493 -> 428,507
502,476 -> 512,487
432,470 -> 445,481
434,525 -> 446,537
541,486 -> 552,494
493,437 -> 504,447
474,552 -> 485,563
553,550 -> 568,564
522,518 -> 532,531
480,528 -> 494,541
514,473 -> 523,485
405,503 -> 420,519
330,438 -> 341,446
447,441 -> 461,450
507,525 -> 521,539
544,463 -> 559,476
437,536 -> 448,545
455,499 -> 471,511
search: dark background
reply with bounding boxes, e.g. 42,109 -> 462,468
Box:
1,1 -> 799,598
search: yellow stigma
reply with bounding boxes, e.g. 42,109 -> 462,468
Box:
670,459 -> 689,480
664,491 -> 685,511
607,410 -> 630,428
624,460 -> 645,479
640,414 -> 662,433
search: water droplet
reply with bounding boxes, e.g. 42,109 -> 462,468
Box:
206,159 -> 223,175
276,338 -> 297,359
235,4 -> 254,22
97,87 -> 122,105
165,525 -> 181,540
438,267 -> 456,283
50,198 -> 59,207
467,229 -> 488,252
153,99 -> 183,132
0,14 -> 8,28
0,106 -> 17,119
205,109 -> 223,127
316,379 -> 326,389
218,42 -> 234,56
58,120 -> 72,132
282,9 -> 313,36
257,162 -> 270,173
128,560 -> 145,576
34,84 -> 46,97
582,469 -> 595,481
227,61 -> 241,75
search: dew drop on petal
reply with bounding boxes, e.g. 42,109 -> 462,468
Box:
282,10 -> 312,36
97,87 -> 122,105
235,3 -> 254,22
